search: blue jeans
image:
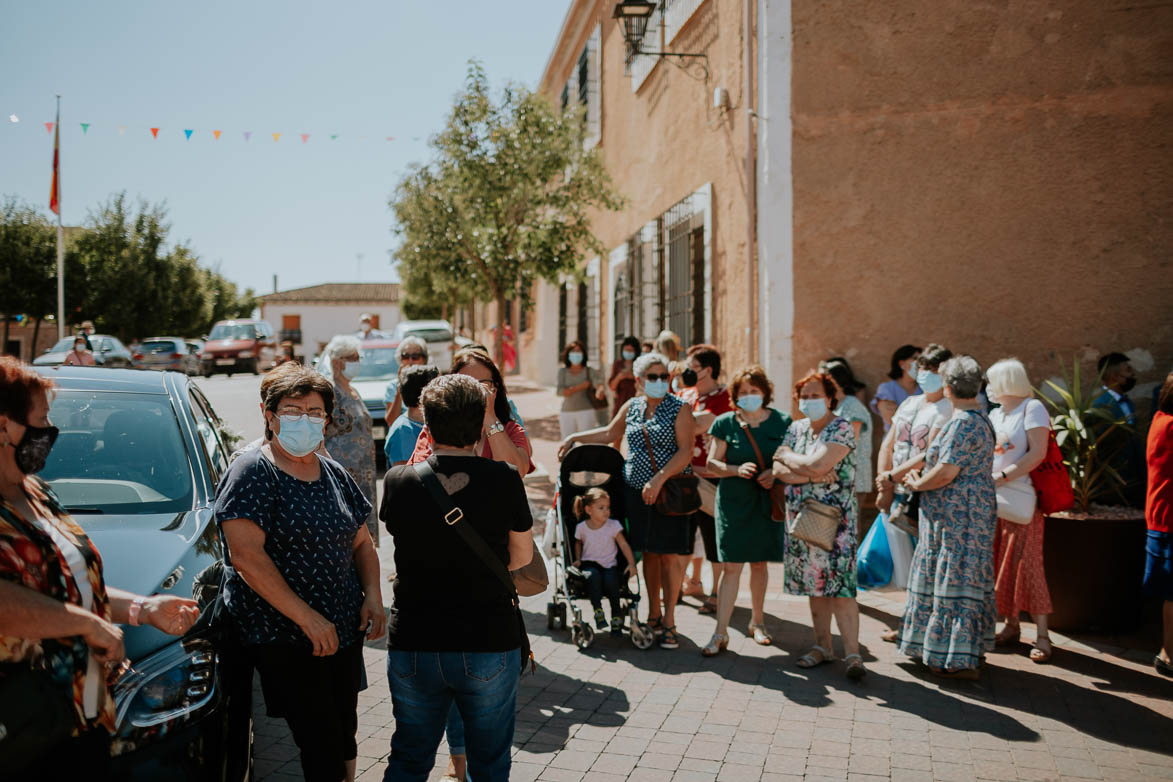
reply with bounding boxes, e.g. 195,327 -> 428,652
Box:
582,561 -> 623,614
383,649 -> 519,782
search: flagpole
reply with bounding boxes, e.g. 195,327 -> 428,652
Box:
54,95 -> 65,340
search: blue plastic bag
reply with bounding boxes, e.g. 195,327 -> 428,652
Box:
857,512 -> 894,590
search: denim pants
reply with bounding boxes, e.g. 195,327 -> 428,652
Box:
383,649 -> 520,782
582,561 -> 623,614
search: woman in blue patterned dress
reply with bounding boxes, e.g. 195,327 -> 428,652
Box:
321,335 -> 379,546
898,356 -> 996,679
559,351 -> 695,649
773,370 -> 864,679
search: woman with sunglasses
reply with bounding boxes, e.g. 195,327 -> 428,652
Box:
383,336 -> 430,424
217,365 -> 385,782
559,351 -> 695,649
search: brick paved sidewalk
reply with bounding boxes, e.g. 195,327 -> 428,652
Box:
253,376 -> 1173,782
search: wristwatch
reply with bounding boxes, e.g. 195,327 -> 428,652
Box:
128,597 -> 147,626
486,421 -> 506,437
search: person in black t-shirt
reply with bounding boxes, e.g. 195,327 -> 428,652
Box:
380,373 -> 534,781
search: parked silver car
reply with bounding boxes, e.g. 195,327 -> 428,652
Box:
134,337 -> 202,374
392,319 -> 454,371
33,334 -> 135,367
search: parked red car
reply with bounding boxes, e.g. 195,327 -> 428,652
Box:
199,319 -> 276,376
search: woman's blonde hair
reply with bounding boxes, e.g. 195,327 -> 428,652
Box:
986,358 -> 1033,399
572,487 -> 610,520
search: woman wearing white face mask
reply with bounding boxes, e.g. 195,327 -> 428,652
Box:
558,352 -> 695,649
217,366 -> 385,782
557,339 -> 606,439
321,335 -> 379,547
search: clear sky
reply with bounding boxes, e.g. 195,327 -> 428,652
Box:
0,0 -> 571,295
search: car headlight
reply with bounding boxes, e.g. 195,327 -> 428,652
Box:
237,350 -> 254,359
110,639 -> 218,754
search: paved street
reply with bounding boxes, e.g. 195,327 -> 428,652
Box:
199,374 -> 1173,782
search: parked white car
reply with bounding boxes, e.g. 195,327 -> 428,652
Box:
392,319 -> 455,371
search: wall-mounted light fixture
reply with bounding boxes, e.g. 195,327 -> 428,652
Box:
612,0 -> 709,80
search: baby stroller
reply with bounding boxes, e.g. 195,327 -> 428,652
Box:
546,444 -> 656,650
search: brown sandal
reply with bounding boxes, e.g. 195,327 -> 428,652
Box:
697,596 -> 718,615
1029,637 -> 1052,663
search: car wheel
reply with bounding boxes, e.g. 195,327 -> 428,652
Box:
249,358 -> 259,375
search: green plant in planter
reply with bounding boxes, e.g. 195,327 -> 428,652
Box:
1037,356 -> 1134,513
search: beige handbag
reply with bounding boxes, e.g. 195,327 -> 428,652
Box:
788,498 -> 842,552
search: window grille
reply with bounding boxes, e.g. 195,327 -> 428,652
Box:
630,11 -> 661,91
557,284 -> 568,353
577,48 -> 590,107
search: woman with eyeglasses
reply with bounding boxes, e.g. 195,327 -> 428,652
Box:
216,365 -> 385,782
559,351 -> 695,649
383,336 -> 430,424
321,335 -> 379,546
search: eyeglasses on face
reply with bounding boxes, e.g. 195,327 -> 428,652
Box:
400,353 -> 425,361
644,372 -> 670,382
276,406 -> 327,421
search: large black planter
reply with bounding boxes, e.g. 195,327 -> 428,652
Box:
1044,511 -> 1147,633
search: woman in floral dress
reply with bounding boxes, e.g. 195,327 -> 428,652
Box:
898,356 -> 997,679
322,335 -> 379,545
773,370 -> 863,680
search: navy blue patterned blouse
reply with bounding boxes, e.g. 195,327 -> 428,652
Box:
214,448 -> 371,650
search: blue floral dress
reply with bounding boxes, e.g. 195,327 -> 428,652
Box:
779,416 -> 858,597
899,410 -> 997,671
325,383 -> 378,544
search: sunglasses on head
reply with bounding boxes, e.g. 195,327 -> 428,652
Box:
400,352 -> 425,361
644,372 -> 670,382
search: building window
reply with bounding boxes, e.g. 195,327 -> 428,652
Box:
280,314 -> 302,344
557,284 -> 568,353
612,188 -> 710,352
562,26 -> 601,148
663,0 -> 706,44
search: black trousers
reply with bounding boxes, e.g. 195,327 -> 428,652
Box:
253,642 -> 363,782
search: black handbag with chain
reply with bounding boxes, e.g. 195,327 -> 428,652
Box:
413,461 -> 534,675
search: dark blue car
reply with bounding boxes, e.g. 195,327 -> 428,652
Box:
35,365 -> 252,781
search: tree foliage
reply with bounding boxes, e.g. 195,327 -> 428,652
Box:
390,61 -> 623,363
0,193 -> 255,344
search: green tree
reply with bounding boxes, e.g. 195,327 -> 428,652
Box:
390,62 -> 623,364
0,198 -> 62,352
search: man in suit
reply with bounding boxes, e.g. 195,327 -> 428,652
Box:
1094,352 -> 1146,507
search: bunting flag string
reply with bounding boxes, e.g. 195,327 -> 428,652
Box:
12,118 -> 414,145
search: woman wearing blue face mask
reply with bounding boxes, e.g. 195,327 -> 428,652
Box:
217,365 -> 385,782
773,370 -> 865,679
558,351 -> 695,649
608,336 -> 642,421
557,340 -> 607,440
700,365 -> 792,655
321,334 -> 379,546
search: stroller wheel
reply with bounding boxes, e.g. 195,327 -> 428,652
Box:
546,602 -> 558,630
573,623 -> 595,650
631,622 -> 656,650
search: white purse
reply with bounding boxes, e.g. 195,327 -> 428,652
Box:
996,480 -> 1037,525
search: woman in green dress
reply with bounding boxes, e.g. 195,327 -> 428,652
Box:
700,366 -> 791,656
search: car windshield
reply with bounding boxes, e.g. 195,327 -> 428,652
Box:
49,337 -> 81,352
40,391 -> 195,516
208,323 -> 256,341
399,327 -> 452,343
139,340 -> 178,354
355,347 -> 399,380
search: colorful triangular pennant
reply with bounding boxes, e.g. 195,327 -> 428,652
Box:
300,133 -> 309,143
80,123 -> 90,134
272,132 -> 281,142
330,134 -> 338,140
213,130 -> 222,140
184,129 -> 193,140
386,136 -> 394,141
243,131 -> 252,141
44,122 -> 55,134
117,126 -> 127,135
150,127 -> 159,138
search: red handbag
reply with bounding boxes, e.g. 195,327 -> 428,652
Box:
1030,429 -> 1073,514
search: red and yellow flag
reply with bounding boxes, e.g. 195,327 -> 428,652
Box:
49,104 -> 60,215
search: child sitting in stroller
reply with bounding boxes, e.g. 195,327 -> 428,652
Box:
572,487 -> 637,637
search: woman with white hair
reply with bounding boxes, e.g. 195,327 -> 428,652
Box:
559,351 -> 695,649
898,355 -> 997,679
322,334 -> 379,545
383,336 -> 429,424
986,357 -> 1054,663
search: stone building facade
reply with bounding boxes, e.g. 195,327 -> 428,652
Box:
520,0 -> 1172,410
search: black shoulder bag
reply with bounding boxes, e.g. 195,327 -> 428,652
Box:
413,461 -> 535,675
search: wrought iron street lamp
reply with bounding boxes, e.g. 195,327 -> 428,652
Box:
611,0 -> 709,79
612,0 -> 657,53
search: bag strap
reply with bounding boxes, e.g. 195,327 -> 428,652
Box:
413,460 -> 519,607
640,419 -> 661,474
738,416 -> 768,471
